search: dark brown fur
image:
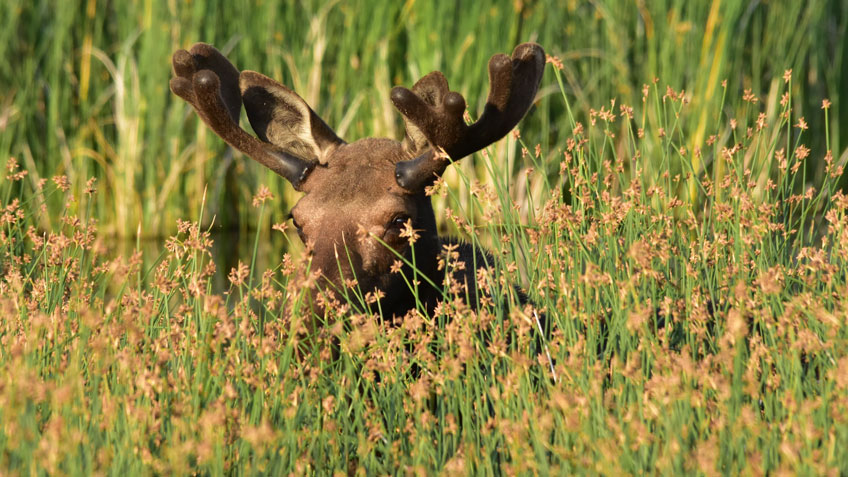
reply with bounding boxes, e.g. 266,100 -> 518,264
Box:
170,43 -> 544,319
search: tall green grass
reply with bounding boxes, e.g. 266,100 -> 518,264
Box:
1,1 -> 848,474
1,41 -> 848,472
0,0 -> 844,237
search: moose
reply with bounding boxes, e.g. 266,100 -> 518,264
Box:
170,42 -> 545,319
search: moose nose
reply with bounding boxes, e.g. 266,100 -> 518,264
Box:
309,236 -> 363,287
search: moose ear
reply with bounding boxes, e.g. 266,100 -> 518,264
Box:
240,71 -> 344,163
399,71 -> 450,155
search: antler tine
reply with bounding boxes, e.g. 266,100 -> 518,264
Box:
170,44 -> 316,189
391,43 -> 545,191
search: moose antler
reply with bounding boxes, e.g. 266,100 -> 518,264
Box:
170,43 -> 336,189
390,43 -> 545,191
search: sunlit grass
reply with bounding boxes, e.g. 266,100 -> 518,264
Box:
0,0 -> 843,237
2,49 -> 848,473
1,0 -> 847,474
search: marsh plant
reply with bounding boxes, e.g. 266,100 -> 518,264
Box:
2,1 -> 842,237
1,46 -> 848,473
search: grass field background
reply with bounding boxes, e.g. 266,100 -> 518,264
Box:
2,0 -> 845,237
1,0 -> 848,474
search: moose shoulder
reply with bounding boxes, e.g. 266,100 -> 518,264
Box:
170,42 -> 545,319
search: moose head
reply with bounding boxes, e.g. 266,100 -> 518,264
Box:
170,42 -> 545,318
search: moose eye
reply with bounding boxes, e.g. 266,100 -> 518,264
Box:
389,215 -> 410,231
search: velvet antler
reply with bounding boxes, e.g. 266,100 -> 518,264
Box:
170,43 -> 343,189
390,43 -> 545,191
